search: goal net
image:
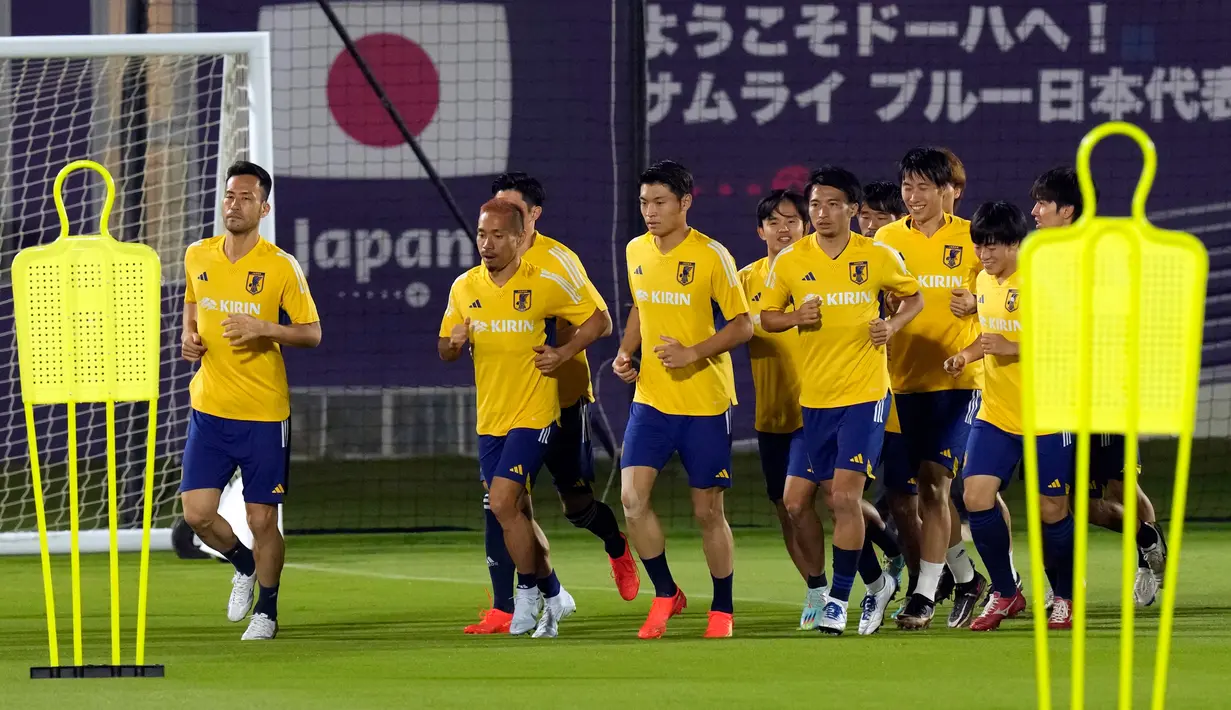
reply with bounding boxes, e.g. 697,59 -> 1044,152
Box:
0,32 -> 273,555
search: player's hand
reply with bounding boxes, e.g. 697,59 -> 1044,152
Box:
869,318 -> 895,346
884,292 -> 901,315
612,350 -> 638,383
980,333 -> 1017,357
181,331 -> 206,362
653,335 -> 698,369
949,288 -> 977,317
450,319 -> 471,349
943,353 -> 967,377
221,313 -> 269,347
532,344 -> 567,373
794,297 -> 821,327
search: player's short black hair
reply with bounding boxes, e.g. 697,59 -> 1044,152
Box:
491,172 -> 545,208
1030,166 -> 1099,221
898,147 -> 954,188
756,189 -> 808,228
225,160 -> 272,201
862,181 -> 906,216
805,166 -> 862,206
971,201 -> 1029,247
639,160 -> 693,199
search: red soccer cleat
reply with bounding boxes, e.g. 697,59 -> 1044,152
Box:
1048,597 -> 1073,630
609,535 -> 641,601
464,608 -> 513,635
970,590 -> 1027,632
703,611 -> 733,638
638,588 -> 687,639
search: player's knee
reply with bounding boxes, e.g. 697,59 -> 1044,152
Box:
181,506 -> 218,535
1039,496 -> 1069,523
246,505 -> 278,538
962,486 -> 995,514
620,484 -> 650,520
558,490 -> 594,518
488,490 -> 521,523
888,493 -> 917,528
691,492 -> 726,528
916,477 -> 948,506
828,486 -> 862,519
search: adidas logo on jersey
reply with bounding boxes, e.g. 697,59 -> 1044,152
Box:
469,299 -> 482,308
197,272 -> 208,281
751,292 -> 761,302
272,484 -> 285,494
849,453 -> 865,465
509,464 -> 525,475
801,272 -> 817,281
633,265 -> 643,275
715,469 -> 730,479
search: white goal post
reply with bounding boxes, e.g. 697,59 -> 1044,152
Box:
0,32 -> 276,556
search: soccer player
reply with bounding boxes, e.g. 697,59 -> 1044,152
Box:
939,148 -> 967,215
858,180 -> 906,238
179,161 -> 321,641
738,189 -> 823,627
614,160 -> 752,639
1031,166 -> 1168,607
462,173 -> 639,635
760,166 -> 923,635
879,148 -> 988,630
440,198 -> 610,638
945,200 -> 1077,631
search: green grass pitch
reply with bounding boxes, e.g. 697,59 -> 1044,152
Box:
3,526 -> 1230,709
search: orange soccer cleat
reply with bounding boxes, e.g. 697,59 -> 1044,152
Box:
464,607 -> 513,635
609,535 -> 641,601
703,611 -> 733,638
638,588 -> 687,639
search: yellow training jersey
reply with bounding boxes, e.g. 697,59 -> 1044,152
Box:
184,235 -> 319,422
440,259 -> 600,437
627,228 -> 749,416
521,232 -> 609,407
740,256 -> 803,434
974,270 -> 1024,434
762,232 -> 919,409
876,215 -> 983,393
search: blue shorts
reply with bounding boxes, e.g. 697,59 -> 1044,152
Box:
961,421 -> 1074,497
180,409 -> 290,505
1088,434 -> 1141,499
879,431 -> 917,494
757,429 -> 810,501
621,403 -> 732,489
895,389 -> 981,475
479,424 -> 557,491
543,401 -> 596,495
800,393 -> 891,483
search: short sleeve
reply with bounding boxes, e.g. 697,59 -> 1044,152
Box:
874,242 -> 920,298
438,276 -> 466,338
707,242 -> 749,320
184,251 -> 197,304
277,252 -> 320,324
965,254 -> 983,293
541,270 -> 600,327
760,255 -> 794,312
546,245 -> 608,316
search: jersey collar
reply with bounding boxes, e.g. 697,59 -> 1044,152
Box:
904,213 -> 953,236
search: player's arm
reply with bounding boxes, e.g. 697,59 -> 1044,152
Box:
949,260 -> 981,317
656,246 -> 752,368
534,273 -> 606,373
871,244 -> 923,345
181,253 -> 206,362
944,338 -> 985,378
759,257 -> 814,333
613,306 -> 641,383
438,279 -> 469,362
221,256 -> 322,348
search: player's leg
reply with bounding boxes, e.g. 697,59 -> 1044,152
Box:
1091,434 -> 1166,604
680,409 -> 736,638
894,394 -> 950,623
548,401 -> 639,600
179,410 -> 255,624
965,423 -> 1028,632
758,431 -> 809,580
620,404 -> 683,639
793,408 -> 843,629
879,431 -> 916,592
940,393 -> 986,628
1037,433 -> 1077,629
464,482 -> 516,634
235,417 -> 290,640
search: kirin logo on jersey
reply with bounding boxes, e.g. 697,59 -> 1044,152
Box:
676,261 -> 695,286
471,319 -> 534,333
246,271 -> 265,295
1005,288 -> 1020,312
943,245 -> 963,268
848,261 -> 869,285
917,274 -> 965,289
513,289 -> 532,312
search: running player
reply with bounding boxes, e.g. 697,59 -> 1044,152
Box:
859,180 -> 906,238
760,166 -> 923,636
739,189 -> 825,628
615,160 -> 752,639
440,198 -> 609,638
939,147 -> 967,215
179,161 -> 321,640
946,200 -> 1077,631
464,173 -> 639,635
1031,166 -> 1168,606
879,148 -> 988,631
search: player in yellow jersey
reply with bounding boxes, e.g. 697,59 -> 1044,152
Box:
858,180 -> 906,238
878,148 -> 988,630
179,162 -> 321,640
939,147 -> 967,215
614,160 -> 752,639
761,166 -> 923,636
460,174 -> 639,635
942,201 -> 1076,631
440,199 -> 609,638
1031,166 -> 1167,607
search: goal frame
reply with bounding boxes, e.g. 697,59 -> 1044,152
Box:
0,31 -> 276,556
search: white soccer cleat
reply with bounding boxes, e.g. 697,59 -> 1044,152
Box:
532,588 -> 577,639
1133,567 -> 1159,607
241,612 -> 277,640
227,571 -> 257,623
799,586 -> 828,630
1142,541 -> 1167,589
858,575 -> 899,636
815,600 -> 848,636
510,586 -> 542,636
1043,581 -> 1055,615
